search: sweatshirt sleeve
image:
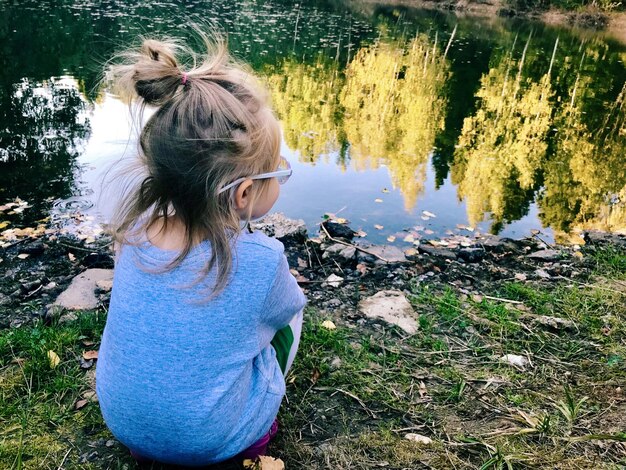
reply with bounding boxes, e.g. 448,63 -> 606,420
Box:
258,253 -> 307,343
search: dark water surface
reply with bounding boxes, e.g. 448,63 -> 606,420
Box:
1,0 -> 625,245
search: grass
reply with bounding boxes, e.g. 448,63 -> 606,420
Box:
0,245 -> 625,468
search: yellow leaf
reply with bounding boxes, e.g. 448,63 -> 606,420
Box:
243,456 -> 285,470
0,221 -> 9,230
47,350 -> 60,369
321,320 -> 336,330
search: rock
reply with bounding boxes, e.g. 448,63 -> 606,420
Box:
357,245 -> 407,264
321,221 -> 354,240
501,354 -> 529,368
324,274 -> 343,288
95,279 -> 113,292
19,240 -> 45,256
54,269 -> 114,310
481,237 -> 522,253
528,249 -> 560,262
532,315 -> 576,331
81,253 -> 114,269
323,243 -> 356,261
535,269 -> 551,279
584,231 -> 626,248
404,433 -> 433,445
418,244 -> 457,260
358,290 -> 418,334
457,247 -> 486,263
251,213 -> 307,243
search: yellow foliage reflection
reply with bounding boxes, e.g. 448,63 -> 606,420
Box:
267,34 -> 449,209
341,35 -> 449,209
451,39 -> 553,230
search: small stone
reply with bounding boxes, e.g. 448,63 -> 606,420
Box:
528,249 -> 560,261
324,274 -> 343,288
404,433 -> 433,445
418,244 -> 457,260
457,247 -> 485,263
532,315 -> 576,331
321,221 -> 354,240
357,245 -> 406,264
321,320 -> 337,330
535,269 -> 551,279
105,440 -> 116,448
514,273 -> 527,281
501,354 -> 529,368
251,213 -> 307,242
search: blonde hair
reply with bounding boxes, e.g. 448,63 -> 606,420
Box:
107,32 -> 281,294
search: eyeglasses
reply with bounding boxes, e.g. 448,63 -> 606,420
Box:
217,156 -> 292,195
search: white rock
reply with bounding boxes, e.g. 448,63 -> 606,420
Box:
501,354 -> 529,368
404,433 -> 433,445
358,290 -> 417,334
251,213 -> 307,241
324,274 -> 344,288
54,269 -> 114,310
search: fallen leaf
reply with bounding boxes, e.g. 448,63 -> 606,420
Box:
310,367 -> 321,384
422,210 -> 436,218
47,350 -> 60,369
321,320 -> 336,330
514,273 -> 527,281
374,224 -> 384,230
387,235 -> 396,242
424,229 -> 434,235
355,230 -> 367,238
243,456 -> 285,470
75,399 -> 88,410
403,234 -> 415,243
297,258 -> 308,268
68,253 -> 76,262
418,381 -> 428,398
0,221 -> 9,230
356,263 -> 368,275
82,350 -> 99,361
573,251 -> 583,259
17,253 -> 29,259
374,198 -> 383,203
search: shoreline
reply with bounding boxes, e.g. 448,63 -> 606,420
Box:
347,0 -> 626,44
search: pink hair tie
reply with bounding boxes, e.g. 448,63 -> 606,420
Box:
181,73 -> 188,85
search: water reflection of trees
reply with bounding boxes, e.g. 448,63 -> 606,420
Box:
449,33 -> 626,235
451,35 -> 554,231
0,79 -> 91,219
269,34 -> 449,209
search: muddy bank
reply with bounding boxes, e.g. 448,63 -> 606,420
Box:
1,212 -> 624,332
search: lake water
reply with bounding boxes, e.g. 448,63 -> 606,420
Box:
1,0 -> 625,246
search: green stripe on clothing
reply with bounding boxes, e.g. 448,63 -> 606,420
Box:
271,325 -> 294,374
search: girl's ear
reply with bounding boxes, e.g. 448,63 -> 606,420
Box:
234,179 -> 254,212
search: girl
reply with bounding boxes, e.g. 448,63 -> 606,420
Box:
96,33 -> 306,467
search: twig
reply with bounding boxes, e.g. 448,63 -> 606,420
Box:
480,294 -> 524,305
57,448 -> 71,470
320,223 -> 390,263
332,388 -> 377,418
